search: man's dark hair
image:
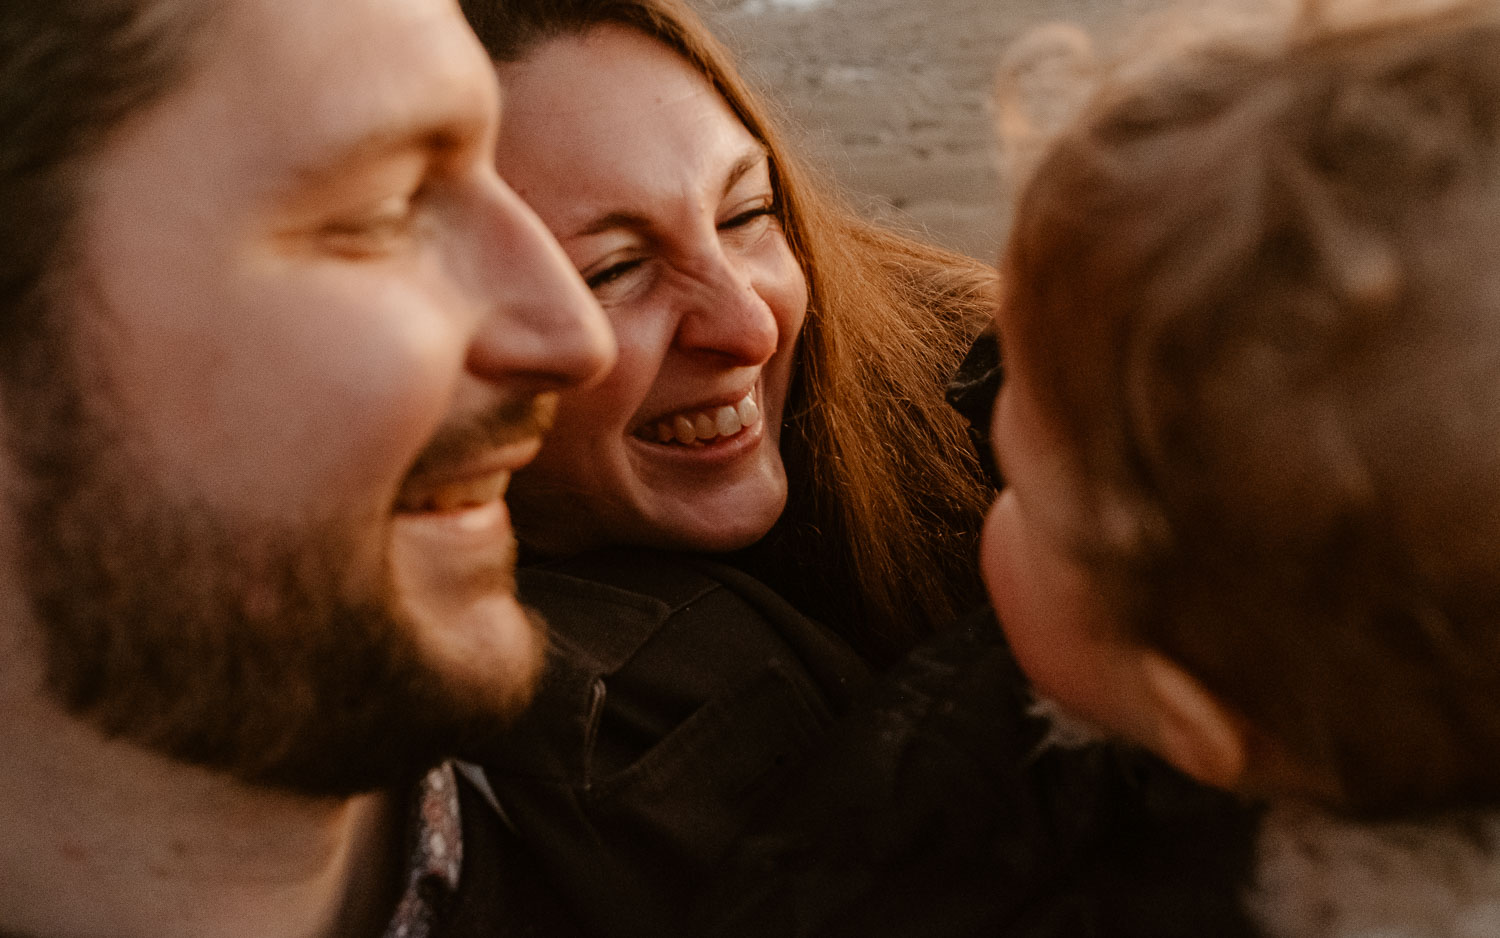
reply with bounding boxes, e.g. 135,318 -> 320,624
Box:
0,0 -> 209,357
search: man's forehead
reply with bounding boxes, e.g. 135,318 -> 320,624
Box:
202,0 -> 497,170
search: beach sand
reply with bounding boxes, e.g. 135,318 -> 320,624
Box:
699,0 -> 1171,260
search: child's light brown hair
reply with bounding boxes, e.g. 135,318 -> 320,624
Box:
1003,0 -> 1500,816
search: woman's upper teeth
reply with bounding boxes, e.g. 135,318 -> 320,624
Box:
642,391 -> 759,445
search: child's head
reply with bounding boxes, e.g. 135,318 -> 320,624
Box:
982,0 -> 1500,817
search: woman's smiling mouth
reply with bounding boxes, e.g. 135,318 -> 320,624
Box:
632,389 -> 761,446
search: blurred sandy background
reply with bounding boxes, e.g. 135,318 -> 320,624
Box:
697,0 -> 1172,260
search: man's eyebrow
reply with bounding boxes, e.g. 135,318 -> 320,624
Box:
285,123 -> 469,191
570,146 -> 772,238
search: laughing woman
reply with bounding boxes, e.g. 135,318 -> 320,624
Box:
458,0 -> 1000,933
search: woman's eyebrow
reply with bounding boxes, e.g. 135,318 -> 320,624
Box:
721,146 -> 770,199
574,210 -> 651,238
281,108 -> 480,198
570,146 -> 771,239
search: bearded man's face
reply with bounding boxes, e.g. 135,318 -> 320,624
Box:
0,0 -> 614,795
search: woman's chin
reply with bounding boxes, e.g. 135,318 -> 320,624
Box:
646,510 -> 782,554
633,490 -> 788,554
669,525 -> 773,554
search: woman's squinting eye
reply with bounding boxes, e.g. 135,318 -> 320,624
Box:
584,254 -> 646,292
578,189 -> 780,302
719,197 -> 777,235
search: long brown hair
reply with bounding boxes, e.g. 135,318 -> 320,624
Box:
462,0 -> 996,662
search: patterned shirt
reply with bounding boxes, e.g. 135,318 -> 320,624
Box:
382,763 -> 464,938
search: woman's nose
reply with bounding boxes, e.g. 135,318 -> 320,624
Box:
673,256 -> 780,365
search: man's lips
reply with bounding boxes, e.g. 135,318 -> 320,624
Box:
394,439 -> 542,515
396,395 -> 556,514
395,466 -> 512,514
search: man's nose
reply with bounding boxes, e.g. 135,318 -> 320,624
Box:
466,179 -> 617,390
673,252 -> 780,366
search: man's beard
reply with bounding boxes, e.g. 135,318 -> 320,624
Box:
3,329 -> 544,797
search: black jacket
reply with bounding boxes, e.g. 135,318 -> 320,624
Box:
696,612 -> 1262,938
472,548 -> 875,938
438,767 -> 587,937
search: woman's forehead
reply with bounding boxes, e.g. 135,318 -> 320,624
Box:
495,25 -> 766,233
497,26 -> 732,138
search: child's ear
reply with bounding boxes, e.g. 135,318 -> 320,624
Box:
1137,652 -> 1248,790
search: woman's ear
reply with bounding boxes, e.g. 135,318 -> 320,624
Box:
1137,652 -> 1248,791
